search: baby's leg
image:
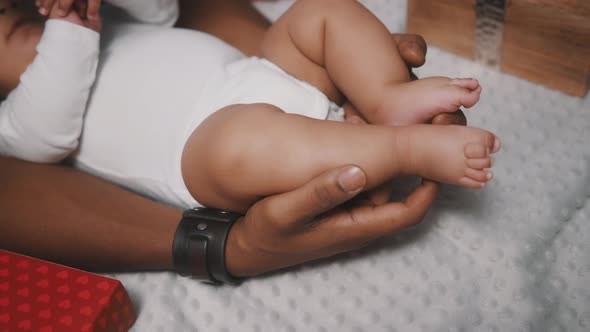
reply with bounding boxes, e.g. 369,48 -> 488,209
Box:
181,103 -> 501,213
261,0 -> 480,125
375,76 -> 482,125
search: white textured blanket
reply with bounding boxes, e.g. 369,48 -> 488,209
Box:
116,1 -> 590,331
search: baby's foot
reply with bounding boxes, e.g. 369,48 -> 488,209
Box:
375,77 -> 482,126
396,124 -> 501,189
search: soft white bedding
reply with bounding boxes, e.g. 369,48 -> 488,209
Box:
115,1 -> 590,331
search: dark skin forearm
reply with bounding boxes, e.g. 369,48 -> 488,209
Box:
0,0 -> 270,272
0,157 -> 178,271
177,0 -> 270,57
0,0 -> 269,272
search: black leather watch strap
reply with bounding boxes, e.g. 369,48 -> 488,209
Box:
172,207 -> 242,284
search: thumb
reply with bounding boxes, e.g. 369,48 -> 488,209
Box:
262,165 -> 367,228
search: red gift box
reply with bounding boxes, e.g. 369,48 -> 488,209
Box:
0,250 -> 136,332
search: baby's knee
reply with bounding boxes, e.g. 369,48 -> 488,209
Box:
182,103 -> 284,204
298,0 -> 353,9
199,103 -> 285,150
186,103 -> 282,161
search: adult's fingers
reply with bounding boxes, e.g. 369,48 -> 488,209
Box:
392,33 -> 427,68
431,110 -> 468,126
329,179 -> 438,243
391,33 -> 428,52
258,165 -> 367,231
366,182 -> 392,205
370,179 -> 438,232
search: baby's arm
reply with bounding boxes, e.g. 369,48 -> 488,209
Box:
106,0 -> 179,26
0,19 -> 99,163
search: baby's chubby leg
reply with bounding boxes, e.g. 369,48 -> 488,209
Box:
181,104 -> 501,213
182,103 -> 406,213
261,0 -> 409,113
375,77 -> 482,125
260,0 -> 479,125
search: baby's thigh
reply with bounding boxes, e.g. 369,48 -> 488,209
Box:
260,2 -> 340,101
181,103 -> 287,212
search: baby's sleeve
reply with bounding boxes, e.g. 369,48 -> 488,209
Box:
0,20 -> 100,163
106,0 -> 179,27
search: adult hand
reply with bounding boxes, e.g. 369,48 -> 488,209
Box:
226,165 -> 438,277
218,32 -> 443,275
393,33 -> 428,68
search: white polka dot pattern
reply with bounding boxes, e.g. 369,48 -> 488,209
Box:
116,1 -> 590,331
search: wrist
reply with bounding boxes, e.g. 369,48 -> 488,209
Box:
224,218 -> 258,278
224,218 -> 314,278
172,208 -> 242,283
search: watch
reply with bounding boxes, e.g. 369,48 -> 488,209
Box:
172,207 -> 242,284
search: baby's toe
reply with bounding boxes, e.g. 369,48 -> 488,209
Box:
465,168 -> 493,183
450,78 -> 480,90
477,131 -> 501,153
459,86 -> 482,108
481,131 -> 501,153
464,142 -> 488,159
450,84 -> 481,109
458,177 -> 486,189
465,132 -> 499,158
431,110 -> 467,126
466,157 -> 493,169
491,136 -> 502,153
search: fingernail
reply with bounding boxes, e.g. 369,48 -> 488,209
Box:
337,166 -> 365,193
405,40 -> 424,54
404,40 -> 417,48
39,7 -> 47,15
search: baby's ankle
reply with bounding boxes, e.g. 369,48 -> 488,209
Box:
389,126 -> 418,176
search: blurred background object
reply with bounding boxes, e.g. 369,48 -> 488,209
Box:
407,0 -> 590,97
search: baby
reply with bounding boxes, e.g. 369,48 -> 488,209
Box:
0,0 -> 500,213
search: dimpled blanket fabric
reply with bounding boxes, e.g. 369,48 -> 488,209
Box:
113,1 -> 590,331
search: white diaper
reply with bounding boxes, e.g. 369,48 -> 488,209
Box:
174,56 -> 340,207
218,57 -> 338,119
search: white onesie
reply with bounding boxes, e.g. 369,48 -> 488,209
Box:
0,0 -> 333,209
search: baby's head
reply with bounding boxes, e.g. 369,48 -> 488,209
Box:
0,0 -> 44,95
